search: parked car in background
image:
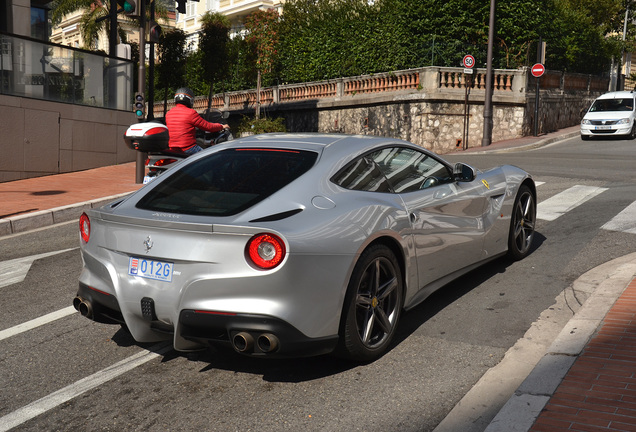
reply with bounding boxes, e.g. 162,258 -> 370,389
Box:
581,91 -> 636,140
75,133 -> 536,362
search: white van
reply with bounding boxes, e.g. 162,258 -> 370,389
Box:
580,91 -> 636,140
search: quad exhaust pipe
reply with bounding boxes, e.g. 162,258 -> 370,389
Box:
232,332 -> 254,353
257,333 -> 279,353
73,296 -> 94,319
232,332 -> 279,354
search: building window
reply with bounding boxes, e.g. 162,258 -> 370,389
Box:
206,0 -> 219,11
31,7 -> 49,41
186,0 -> 196,17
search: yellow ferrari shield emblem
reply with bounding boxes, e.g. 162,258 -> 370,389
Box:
482,179 -> 490,189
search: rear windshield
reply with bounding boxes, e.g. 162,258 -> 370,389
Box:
136,148 -> 318,216
589,98 -> 634,112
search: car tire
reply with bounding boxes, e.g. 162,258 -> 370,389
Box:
581,134 -> 590,141
629,123 -> 636,140
338,244 -> 403,362
508,185 -> 536,261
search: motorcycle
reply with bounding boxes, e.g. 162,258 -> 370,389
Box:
124,109 -> 232,184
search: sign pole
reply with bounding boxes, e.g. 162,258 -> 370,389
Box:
533,38 -> 544,137
534,74 -> 540,137
463,74 -> 469,150
462,55 -> 475,150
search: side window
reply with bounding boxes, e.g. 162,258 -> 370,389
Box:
332,157 -> 392,192
369,147 -> 452,193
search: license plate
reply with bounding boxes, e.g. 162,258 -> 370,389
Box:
129,257 -> 173,282
594,125 -> 612,130
143,175 -> 155,184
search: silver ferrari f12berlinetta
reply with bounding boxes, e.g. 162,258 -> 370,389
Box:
75,133 -> 536,362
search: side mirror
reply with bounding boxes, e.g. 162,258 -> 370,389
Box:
453,163 -> 476,182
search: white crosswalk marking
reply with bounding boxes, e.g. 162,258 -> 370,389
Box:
0,248 -> 78,289
601,201 -> 636,234
536,185 -> 608,221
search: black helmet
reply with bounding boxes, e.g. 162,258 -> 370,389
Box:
174,87 -> 194,108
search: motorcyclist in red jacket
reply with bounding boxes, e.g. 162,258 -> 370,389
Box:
165,87 -> 230,154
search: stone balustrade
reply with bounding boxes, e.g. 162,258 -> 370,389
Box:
155,66 -> 606,116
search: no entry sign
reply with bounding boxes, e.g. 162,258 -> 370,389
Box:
531,63 -> 545,78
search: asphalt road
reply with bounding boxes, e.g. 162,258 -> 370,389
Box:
1,135 -> 636,432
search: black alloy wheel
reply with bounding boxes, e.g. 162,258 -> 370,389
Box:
508,184 -> 536,261
339,244 -> 403,362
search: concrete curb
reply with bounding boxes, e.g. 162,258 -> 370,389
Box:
483,253 -> 636,432
0,193 -> 131,237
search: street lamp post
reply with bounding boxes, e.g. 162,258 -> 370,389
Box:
481,0 -> 496,147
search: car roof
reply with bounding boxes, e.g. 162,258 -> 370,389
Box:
224,133 -> 425,164
596,91 -> 636,100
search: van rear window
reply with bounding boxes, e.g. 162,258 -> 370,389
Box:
136,148 -> 318,216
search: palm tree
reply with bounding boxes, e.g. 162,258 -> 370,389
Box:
49,0 -> 170,51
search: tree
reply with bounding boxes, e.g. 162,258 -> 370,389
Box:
49,0 -> 170,51
156,29 -> 188,116
245,9 -> 280,118
197,12 -> 231,111
274,0 -> 627,81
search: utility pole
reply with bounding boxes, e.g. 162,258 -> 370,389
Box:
481,0 -> 496,147
148,0 -> 155,121
108,0 -> 119,109
135,0 -> 147,184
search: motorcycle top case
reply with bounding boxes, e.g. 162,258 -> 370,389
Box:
124,122 -> 169,152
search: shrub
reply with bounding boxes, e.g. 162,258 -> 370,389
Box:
238,116 -> 287,135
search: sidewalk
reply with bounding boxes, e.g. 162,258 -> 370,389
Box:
0,162 -> 140,236
2,126 -> 635,432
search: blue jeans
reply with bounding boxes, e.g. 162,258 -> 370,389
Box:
183,144 -> 203,155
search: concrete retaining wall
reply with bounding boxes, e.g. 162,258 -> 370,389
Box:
0,94 -> 137,183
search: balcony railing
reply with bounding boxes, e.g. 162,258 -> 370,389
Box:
0,32 -> 133,111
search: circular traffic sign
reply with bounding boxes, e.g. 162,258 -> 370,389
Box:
531,63 -> 545,78
462,55 -> 475,69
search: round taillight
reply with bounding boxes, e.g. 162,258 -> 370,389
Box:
246,233 -> 286,270
79,213 -> 91,243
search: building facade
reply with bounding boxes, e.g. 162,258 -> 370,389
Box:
176,0 -> 283,47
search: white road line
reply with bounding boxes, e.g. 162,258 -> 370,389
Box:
0,248 -> 78,289
0,343 -> 172,432
602,200 -> 636,234
0,306 -> 77,342
537,185 -> 608,221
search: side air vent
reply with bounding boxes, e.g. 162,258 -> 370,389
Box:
249,208 -> 303,223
